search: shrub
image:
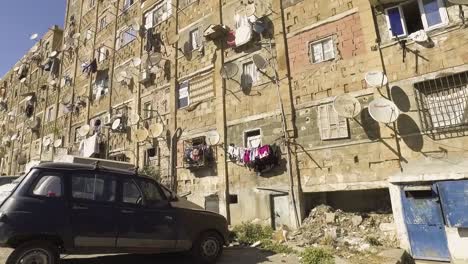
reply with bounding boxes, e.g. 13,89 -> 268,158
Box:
232,223 -> 273,244
300,247 -> 334,264
261,239 -> 297,254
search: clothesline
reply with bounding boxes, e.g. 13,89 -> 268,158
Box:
228,144 -> 280,173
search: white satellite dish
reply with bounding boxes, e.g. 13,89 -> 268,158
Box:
148,123 -> 164,138
408,30 -> 429,43
368,97 -> 401,124
206,130 -> 220,146
131,21 -> 141,31
72,32 -> 81,40
30,33 -> 39,40
43,137 -> 52,147
135,128 -> 149,142
116,74 -> 125,83
78,125 -> 91,137
13,67 -> 20,72
10,133 -> 18,141
25,95 -> 34,102
447,0 -> 468,4
31,45 -> 39,53
127,113 -> 140,126
220,63 -> 239,79
49,79 -> 57,86
20,78 -> 27,84
365,71 -> 388,88
333,94 -> 362,118
49,51 -> 59,58
54,138 -> 63,148
253,54 -> 269,71
149,53 -> 162,66
111,118 -> 122,130
132,57 -> 142,67
119,71 -> 128,78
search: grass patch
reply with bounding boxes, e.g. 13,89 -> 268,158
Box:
232,223 -> 274,244
300,247 -> 335,264
260,239 -> 297,254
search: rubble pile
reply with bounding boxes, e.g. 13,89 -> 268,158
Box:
289,205 -> 398,253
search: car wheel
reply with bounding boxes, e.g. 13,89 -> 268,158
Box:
192,231 -> 223,264
6,241 -> 59,264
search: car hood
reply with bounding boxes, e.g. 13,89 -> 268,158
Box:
170,198 -> 204,211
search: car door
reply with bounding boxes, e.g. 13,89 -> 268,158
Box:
69,171 -> 118,249
116,177 -> 177,252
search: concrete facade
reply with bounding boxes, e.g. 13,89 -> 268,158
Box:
1,1 -> 468,260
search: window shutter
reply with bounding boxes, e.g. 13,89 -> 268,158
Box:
318,105 -> 330,140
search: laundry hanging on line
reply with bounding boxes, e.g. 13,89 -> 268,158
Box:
228,144 -> 280,173
184,144 -> 213,167
81,59 -> 98,76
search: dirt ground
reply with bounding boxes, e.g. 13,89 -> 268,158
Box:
0,247 -> 299,264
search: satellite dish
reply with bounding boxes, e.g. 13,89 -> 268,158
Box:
10,133 -> 18,141
127,113 -> 140,126
368,98 -> 401,124
14,67 -> 20,72
119,71 -> 128,78
49,51 -> 59,58
206,130 -> 220,146
111,118 -> 122,130
131,22 -> 141,31
253,54 -> 269,70
54,138 -> 63,148
31,45 -> 39,53
220,63 -> 239,79
148,123 -> 164,138
167,34 -> 180,45
72,32 -> 81,39
116,74 -> 125,83
246,4 -> 256,17
135,128 -> 149,142
43,137 -> 52,147
150,66 -> 159,74
447,0 -> 468,4
30,33 -> 39,40
408,30 -> 429,43
365,71 -> 388,88
333,94 -> 362,118
132,57 -> 142,67
78,125 -> 91,137
149,53 -> 162,66
25,95 -> 34,102
49,79 -> 57,86
20,78 -> 27,84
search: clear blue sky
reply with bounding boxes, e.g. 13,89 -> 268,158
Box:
0,0 -> 67,77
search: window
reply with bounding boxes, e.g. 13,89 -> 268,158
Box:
46,106 -> 55,122
318,104 -> 349,140
244,129 -> 262,148
97,46 -> 108,62
123,179 -> 142,204
93,70 -> 109,100
190,28 -> 200,51
88,0 -> 96,10
99,16 -> 107,31
242,61 -> 259,87
137,179 -> 165,205
32,175 -> 62,197
385,0 -> 448,38
118,27 -> 137,49
178,80 -> 189,108
144,0 -> 172,29
309,37 -> 335,63
74,127 -> 82,143
415,71 -> 468,132
72,174 -> 116,202
123,0 -> 134,10
143,102 -> 153,119
144,147 -> 157,165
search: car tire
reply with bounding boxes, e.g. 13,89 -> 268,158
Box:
191,231 -> 224,264
6,240 -> 59,264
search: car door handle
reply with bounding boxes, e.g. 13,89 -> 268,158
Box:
72,205 -> 88,210
121,209 -> 134,214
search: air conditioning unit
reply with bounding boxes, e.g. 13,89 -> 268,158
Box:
139,70 -> 151,84
102,113 -> 112,126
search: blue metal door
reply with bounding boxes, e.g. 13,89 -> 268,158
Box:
401,184 -> 450,261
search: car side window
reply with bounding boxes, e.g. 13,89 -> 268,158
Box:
123,180 -> 142,205
72,173 -> 116,202
137,179 -> 165,206
32,175 -> 63,198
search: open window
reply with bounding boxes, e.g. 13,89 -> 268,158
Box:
178,81 -> 190,109
93,70 -> 109,101
385,0 -> 448,38
183,137 -> 214,169
244,129 -> 262,148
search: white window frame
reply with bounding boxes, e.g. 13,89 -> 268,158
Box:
384,0 -> 449,38
178,81 -> 190,109
242,61 -> 259,86
123,0 -> 135,10
118,27 -> 137,49
97,46 -> 108,62
99,16 -> 107,31
144,0 -> 173,29
309,37 -> 335,64
244,129 -> 262,148
143,101 -> 153,119
317,103 -> 349,140
190,28 -> 200,51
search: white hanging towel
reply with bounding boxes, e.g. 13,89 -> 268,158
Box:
82,134 -> 99,157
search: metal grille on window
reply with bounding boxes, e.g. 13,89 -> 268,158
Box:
414,71 -> 468,137
318,104 -> 349,140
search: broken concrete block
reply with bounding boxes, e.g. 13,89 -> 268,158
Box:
351,215 -> 363,226
325,212 -> 336,223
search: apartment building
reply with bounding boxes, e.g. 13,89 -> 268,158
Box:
1,0 -> 468,261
